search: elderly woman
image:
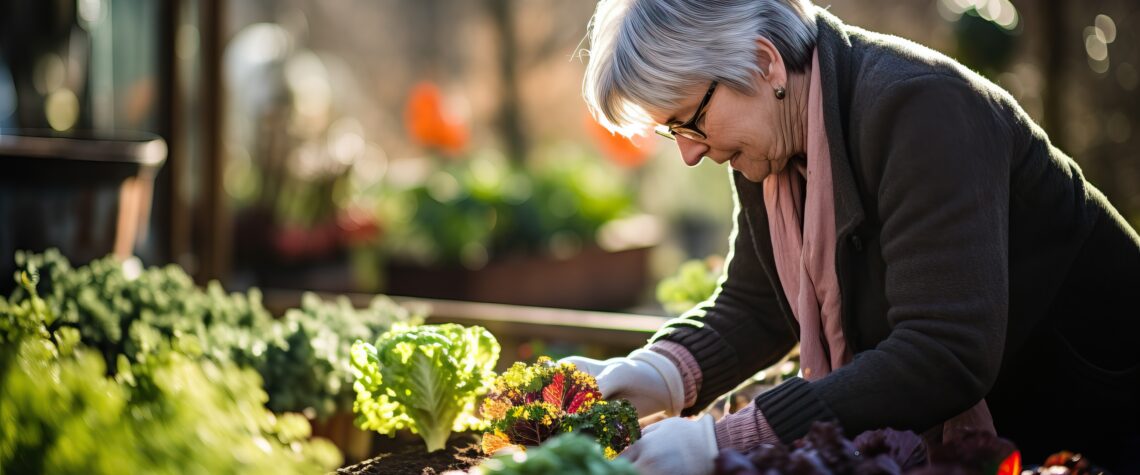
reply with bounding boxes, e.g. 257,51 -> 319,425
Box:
562,0 -> 1140,473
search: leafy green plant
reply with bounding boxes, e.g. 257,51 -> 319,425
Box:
655,257 -> 723,316
4,249 -> 282,373
480,357 -> 640,460
473,432 -> 639,475
260,292 -> 422,418
0,340 -> 342,474
5,249 -> 423,419
1,269 -> 342,475
376,152 -> 637,268
350,323 -> 500,452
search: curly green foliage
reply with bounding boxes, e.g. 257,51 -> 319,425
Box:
1,339 -> 132,474
476,432 -> 639,475
0,336 -> 341,475
4,250 -> 432,422
1,251 -> 343,472
561,400 -> 641,457
4,249 -> 282,373
350,323 -> 500,452
496,357 -> 548,393
655,258 -> 721,316
1,263 -> 56,345
260,292 -> 422,417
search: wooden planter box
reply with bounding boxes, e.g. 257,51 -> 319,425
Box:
385,244 -> 652,311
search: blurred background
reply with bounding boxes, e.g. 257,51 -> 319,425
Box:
2,0 -> 1138,314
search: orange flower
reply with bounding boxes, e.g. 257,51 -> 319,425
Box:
405,81 -> 469,155
481,430 -> 523,455
585,113 -> 654,168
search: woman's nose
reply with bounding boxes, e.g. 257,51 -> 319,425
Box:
676,135 -> 709,167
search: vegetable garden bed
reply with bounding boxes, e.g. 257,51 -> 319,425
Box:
260,289 -> 666,468
336,433 -> 484,475
6,250 -> 1113,475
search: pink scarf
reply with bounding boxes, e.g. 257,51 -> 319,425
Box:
763,50 -> 849,381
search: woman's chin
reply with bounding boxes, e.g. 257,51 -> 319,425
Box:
731,158 -> 770,183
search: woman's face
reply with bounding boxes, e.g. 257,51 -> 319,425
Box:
652,81 -> 791,183
649,38 -> 797,183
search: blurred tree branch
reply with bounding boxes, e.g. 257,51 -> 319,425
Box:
485,0 -> 527,163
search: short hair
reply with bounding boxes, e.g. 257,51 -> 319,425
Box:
582,0 -> 818,136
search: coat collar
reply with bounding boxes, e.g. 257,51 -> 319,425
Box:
813,8 -> 865,238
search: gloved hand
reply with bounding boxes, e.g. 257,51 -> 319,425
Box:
561,349 -> 685,418
621,415 -> 718,475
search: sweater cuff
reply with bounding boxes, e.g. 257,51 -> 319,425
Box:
752,377 -> 837,444
648,340 -> 702,408
713,403 -> 781,452
652,326 -> 739,416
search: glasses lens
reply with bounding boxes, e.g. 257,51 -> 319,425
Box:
672,127 -> 705,141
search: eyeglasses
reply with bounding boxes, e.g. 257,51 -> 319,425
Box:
655,80 -> 718,141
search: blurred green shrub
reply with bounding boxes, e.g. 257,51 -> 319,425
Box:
655,257 -> 723,316
2,249 -> 420,420
0,263 -> 342,474
377,151 -> 636,269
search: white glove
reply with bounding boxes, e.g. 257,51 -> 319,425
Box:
621,415 -> 718,475
561,349 -> 685,418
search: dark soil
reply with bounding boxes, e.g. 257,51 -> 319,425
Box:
337,433 -> 486,475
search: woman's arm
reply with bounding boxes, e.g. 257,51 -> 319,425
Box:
651,168 -> 799,415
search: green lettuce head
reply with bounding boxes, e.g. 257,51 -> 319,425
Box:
350,323 -> 500,452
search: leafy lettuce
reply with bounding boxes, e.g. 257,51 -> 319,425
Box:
350,323 -> 499,452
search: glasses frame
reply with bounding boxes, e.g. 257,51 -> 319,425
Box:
656,80 -> 719,141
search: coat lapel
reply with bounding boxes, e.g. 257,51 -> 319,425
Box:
814,9 -> 865,238
734,170 -> 797,335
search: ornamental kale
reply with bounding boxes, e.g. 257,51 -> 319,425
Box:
350,323 -> 500,452
480,357 -> 640,460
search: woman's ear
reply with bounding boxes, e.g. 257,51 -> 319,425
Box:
754,36 -> 786,88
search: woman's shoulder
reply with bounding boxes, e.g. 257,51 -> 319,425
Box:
819,12 -> 1017,117
817,12 -> 1029,142
849,26 -> 984,99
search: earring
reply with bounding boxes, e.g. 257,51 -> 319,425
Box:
775,86 -> 786,100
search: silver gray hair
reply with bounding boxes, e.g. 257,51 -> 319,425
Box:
582,0 -> 818,136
